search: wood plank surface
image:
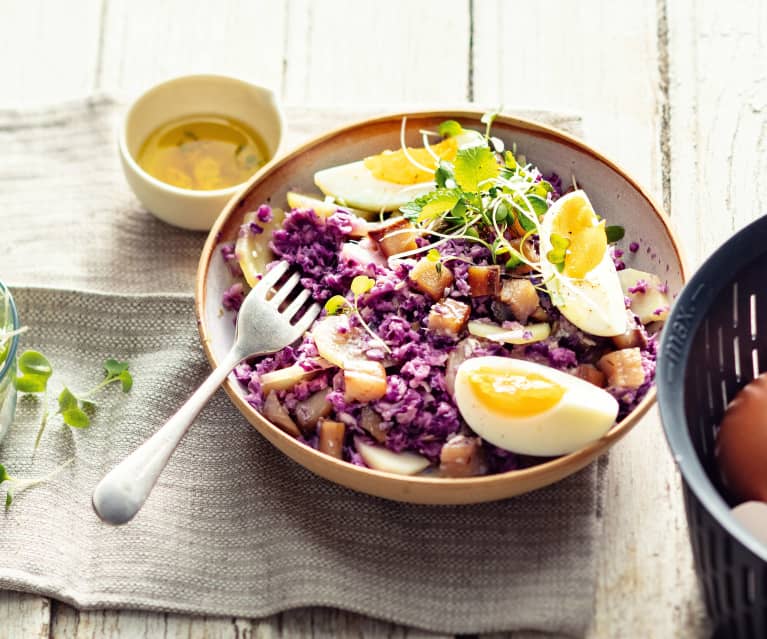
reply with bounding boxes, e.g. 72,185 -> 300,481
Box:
50,606 -> 452,639
667,0 -> 767,266
0,0 -> 103,105
281,0 -> 471,104
0,591 -> 50,639
98,0 -> 287,97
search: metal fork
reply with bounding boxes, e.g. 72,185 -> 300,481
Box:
91,261 -> 320,525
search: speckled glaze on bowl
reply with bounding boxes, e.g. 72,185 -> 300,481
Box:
196,111 -> 688,504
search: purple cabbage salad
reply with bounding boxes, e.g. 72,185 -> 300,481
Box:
219,121 -> 670,478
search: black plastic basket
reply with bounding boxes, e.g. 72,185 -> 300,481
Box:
658,214 -> 767,638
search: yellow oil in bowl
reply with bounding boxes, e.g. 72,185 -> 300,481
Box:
137,114 -> 269,191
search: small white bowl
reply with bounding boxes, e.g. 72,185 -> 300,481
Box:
118,74 -> 285,231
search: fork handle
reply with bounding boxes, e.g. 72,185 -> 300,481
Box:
92,348 -> 243,525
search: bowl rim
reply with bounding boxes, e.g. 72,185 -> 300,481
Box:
658,212 -> 767,562
0,282 -> 19,383
117,72 -> 286,200
195,109 -> 689,499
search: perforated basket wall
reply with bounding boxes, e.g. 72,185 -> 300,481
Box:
658,215 -> 767,639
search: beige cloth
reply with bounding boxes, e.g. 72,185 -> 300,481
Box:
0,98 -> 601,636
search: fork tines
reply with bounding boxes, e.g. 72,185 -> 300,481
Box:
254,261 -> 319,329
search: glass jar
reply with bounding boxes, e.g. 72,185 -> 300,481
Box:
0,283 -> 19,442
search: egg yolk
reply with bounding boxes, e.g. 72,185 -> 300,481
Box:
551,194 -> 607,279
363,137 -> 458,185
467,367 -> 565,417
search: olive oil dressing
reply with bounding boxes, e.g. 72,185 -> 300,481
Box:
137,114 -> 269,190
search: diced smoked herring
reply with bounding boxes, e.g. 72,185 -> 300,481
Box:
263,391 -> 301,438
530,305 -> 549,322
367,217 -> 417,257
319,420 -> 346,459
498,278 -> 540,323
428,298 -> 471,335
573,363 -> 607,388
467,265 -> 502,297
360,406 -> 387,443
439,435 -> 484,477
344,360 -> 388,402
597,348 -> 645,389
610,323 -> 648,350
409,257 -> 454,301
294,388 -> 332,434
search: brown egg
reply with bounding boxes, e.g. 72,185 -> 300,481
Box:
716,373 -> 767,502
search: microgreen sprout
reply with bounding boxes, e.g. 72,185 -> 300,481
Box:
426,248 -> 443,275
480,109 -> 500,139
324,276 -> 391,354
438,120 -> 463,138
15,353 -> 133,449
0,457 -> 74,510
546,233 -> 571,273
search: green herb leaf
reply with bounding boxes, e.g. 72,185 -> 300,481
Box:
494,202 -> 509,223
451,199 -> 466,220
104,359 -> 129,377
550,233 -> 571,251
5,491 -> 12,510
62,407 -> 90,429
505,253 -> 523,269
528,194 -> 549,218
605,225 -> 625,243
418,192 -> 461,223
434,162 -> 454,188
547,233 -> 571,271
503,150 -> 518,170
351,275 -> 375,297
454,146 -> 500,192
438,120 -> 463,138
324,295 -> 348,316
14,350 -> 53,393
118,370 -> 133,393
57,387 -> 78,412
14,375 -> 48,394
0,463 -> 12,484
400,188 -> 462,223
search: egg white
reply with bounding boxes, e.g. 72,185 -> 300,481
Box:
454,356 -> 619,456
539,190 -> 627,337
314,160 -> 434,212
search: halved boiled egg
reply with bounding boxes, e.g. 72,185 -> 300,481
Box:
314,131 -> 482,212
539,190 -> 627,336
454,356 -> 619,456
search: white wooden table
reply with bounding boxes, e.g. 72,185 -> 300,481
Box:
2,0 -> 763,636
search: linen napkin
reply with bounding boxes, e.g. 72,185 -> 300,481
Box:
0,98 -> 600,636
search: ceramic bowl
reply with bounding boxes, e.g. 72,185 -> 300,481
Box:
196,111 -> 687,504
118,74 -> 285,231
